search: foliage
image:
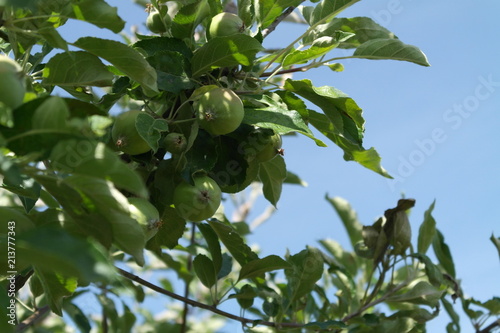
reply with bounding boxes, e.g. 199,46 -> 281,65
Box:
0,0 -> 498,332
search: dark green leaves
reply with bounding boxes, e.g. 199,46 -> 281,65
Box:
259,155 -> 287,207
191,34 -> 263,76
418,200 -> 437,254
386,281 -> 444,308
432,229 -> 456,278
135,112 -> 169,153
72,37 -> 159,96
238,255 -> 291,281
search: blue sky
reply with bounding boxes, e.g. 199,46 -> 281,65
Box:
58,1 -> 500,332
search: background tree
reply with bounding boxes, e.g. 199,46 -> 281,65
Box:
0,0 -> 498,332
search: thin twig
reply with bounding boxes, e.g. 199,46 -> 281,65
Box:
262,5 -> 302,39
477,319 -> 500,333
180,222 -> 197,333
15,305 -> 50,332
116,267 -> 303,329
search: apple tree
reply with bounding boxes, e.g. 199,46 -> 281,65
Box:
0,0 -> 498,332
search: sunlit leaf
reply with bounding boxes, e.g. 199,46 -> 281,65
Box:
353,38 -> 430,66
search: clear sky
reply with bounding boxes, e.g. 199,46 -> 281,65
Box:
57,1 -> 500,332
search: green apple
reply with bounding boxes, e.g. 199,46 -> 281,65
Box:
173,175 -> 222,222
244,128 -> 283,162
163,132 -> 187,154
111,110 -> 151,155
195,88 -> 244,136
128,197 -> 162,241
146,9 -> 171,34
0,55 -> 25,109
209,12 -> 245,38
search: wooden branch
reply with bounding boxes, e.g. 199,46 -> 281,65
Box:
262,4 -> 303,39
15,305 -> 50,332
477,319 -> 500,333
116,267 -> 303,329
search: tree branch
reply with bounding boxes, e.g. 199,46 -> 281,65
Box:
261,4 -> 302,39
116,267 -> 303,329
15,305 -> 50,332
477,319 -> 500,333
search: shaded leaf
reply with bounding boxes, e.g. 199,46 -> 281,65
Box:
191,34 -> 263,77
193,254 -> 217,289
34,267 -> 77,316
72,37 -> 159,96
418,200 -> 437,254
259,155 -> 287,207
285,247 -> 324,302
325,196 -> 363,248
353,38 -> 430,66
238,255 -> 291,281
135,112 -> 169,153
42,51 -> 113,87
198,223 -> 223,274
387,281 -> 444,307
432,229 -> 456,278
208,219 -> 259,266
63,302 -> 91,333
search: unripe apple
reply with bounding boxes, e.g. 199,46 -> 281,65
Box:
0,55 -> 25,109
209,12 -> 245,38
128,197 -> 162,241
111,110 -> 151,155
163,132 -> 187,154
146,9 -> 171,34
244,128 -> 283,162
173,175 -> 222,222
195,88 -> 244,136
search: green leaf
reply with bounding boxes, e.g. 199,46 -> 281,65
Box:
65,0 -> 125,33
191,34 -> 263,77
147,206 -> 186,252
284,79 -> 391,177
228,284 -> 256,309
285,247 -> 324,302
284,32 -> 354,67
410,253 -> 444,288
198,223 -> 223,274
193,254 -> 217,289
49,139 -> 148,198
238,255 -> 291,281
208,219 -> 259,267
72,37 -> 159,96
309,0 -> 362,24
303,16 -> 396,48
325,196 -> 363,248
259,155 -> 287,207
63,175 -> 146,266
418,200 -> 437,254
353,38 -> 430,66
386,281 -> 444,308
135,112 -> 169,153
432,229 -> 456,278
63,302 -> 91,333
12,227 -> 115,283
147,51 -> 194,93
303,320 -> 346,330
2,175 -> 41,213
133,37 -> 193,59
491,233 -> 500,260
242,93 -> 325,146
171,0 -> 211,40
258,0 -> 304,29
42,51 -> 113,87
442,297 -> 461,332
34,267 -> 77,316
